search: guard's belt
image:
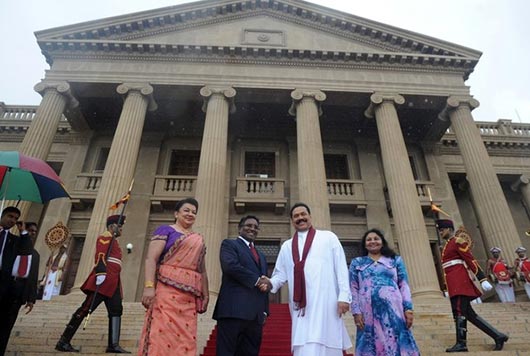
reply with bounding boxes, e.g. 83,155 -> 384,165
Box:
442,259 -> 465,269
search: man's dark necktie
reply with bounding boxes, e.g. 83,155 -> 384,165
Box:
250,242 -> 260,264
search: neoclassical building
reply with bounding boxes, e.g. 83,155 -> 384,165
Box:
1,0 -> 529,302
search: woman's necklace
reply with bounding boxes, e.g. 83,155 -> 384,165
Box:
173,223 -> 191,235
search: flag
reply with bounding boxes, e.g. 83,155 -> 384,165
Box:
109,179 -> 134,211
109,192 -> 130,211
430,203 -> 451,218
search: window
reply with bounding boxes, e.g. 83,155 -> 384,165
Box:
94,147 -> 110,172
341,241 -> 362,265
324,154 -> 349,179
245,152 -> 275,177
47,161 -> 63,176
169,150 -> 200,176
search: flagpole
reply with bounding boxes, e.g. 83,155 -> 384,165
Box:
427,187 -> 442,248
83,179 -> 134,330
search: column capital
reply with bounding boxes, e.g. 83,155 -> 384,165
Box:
33,81 -> 79,109
288,89 -> 326,116
200,86 -> 236,114
364,92 -> 404,119
510,174 -> 530,192
116,83 -> 157,111
439,95 -> 480,120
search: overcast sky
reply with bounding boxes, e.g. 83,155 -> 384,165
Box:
1,0 -> 528,123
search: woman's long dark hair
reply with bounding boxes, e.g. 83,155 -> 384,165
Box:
360,228 -> 396,257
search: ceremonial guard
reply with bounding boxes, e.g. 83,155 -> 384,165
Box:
486,247 -> 515,303
438,219 -> 508,352
55,215 -> 130,353
514,246 -> 530,299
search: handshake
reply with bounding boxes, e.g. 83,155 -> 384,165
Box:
257,275 -> 272,292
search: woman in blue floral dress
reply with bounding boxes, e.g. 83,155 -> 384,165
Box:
349,228 -> 420,356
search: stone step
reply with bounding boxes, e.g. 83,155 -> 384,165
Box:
6,294 -> 530,355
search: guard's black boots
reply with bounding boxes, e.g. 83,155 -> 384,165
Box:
105,316 -> 131,354
55,313 -> 82,352
446,316 -> 468,352
468,314 -> 508,351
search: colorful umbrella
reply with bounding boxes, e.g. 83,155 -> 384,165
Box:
0,151 -> 70,209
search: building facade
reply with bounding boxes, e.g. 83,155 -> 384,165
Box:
1,0 -> 529,302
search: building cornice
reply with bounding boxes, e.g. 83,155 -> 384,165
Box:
41,42 -> 477,75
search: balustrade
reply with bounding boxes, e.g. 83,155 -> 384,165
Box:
0,105 -> 37,120
327,179 -> 364,201
415,180 -> 435,203
234,177 -> 287,214
73,172 -> 103,193
235,177 -> 285,199
153,175 -> 197,197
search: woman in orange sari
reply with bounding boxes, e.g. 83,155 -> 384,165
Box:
138,198 -> 209,356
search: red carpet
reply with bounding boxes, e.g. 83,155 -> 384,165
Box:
201,304 -> 354,356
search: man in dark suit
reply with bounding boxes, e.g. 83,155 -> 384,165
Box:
0,207 -> 34,356
4,222 -> 40,354
213,215 -> 269,356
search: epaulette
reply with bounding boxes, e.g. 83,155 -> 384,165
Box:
455,236 -> 467,245
98,231 -> 112,245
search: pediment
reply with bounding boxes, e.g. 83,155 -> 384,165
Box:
35,0 -> 481,73
134,14 -> 383,53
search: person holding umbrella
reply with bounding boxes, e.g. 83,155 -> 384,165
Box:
55,215 -> 130,354
0,207 -> 34,356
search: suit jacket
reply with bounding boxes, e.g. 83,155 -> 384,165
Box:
0,230 -> 33,298
213,237 -> 269,324
13,249 -> 40,304
81,231 -> 123,298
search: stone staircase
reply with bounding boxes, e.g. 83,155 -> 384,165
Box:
5,292 -> 216,356
400,298 -> 530,355
5,292 -> 530,355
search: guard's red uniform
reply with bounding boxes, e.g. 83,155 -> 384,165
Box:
80,231 -> 123,298
442,235 -> 483,298
515,257 -> 530,283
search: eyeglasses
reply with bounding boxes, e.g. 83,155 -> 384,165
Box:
243,224 -> 260,231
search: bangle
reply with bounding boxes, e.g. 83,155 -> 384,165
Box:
144,281 -> 155,288
405,310 -> 413,314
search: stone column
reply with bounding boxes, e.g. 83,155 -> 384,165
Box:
442,96 -> 521,255
74,83 -> 156,288
14,81 -> 78,218
288,89 -> 330,229
357,139 -> 394,248
121,133 -> 162,301
34,131 -> 94,275
194,86 -> 235,294
365,93 -> 440,298
19,81 -> 78,158
511,175 -> 530,212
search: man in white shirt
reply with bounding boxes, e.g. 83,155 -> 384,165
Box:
260,203 -> 352,356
